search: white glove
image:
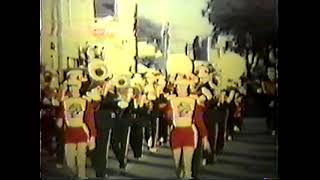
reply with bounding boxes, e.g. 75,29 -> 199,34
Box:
43,97 -> 51,105
203,137 -> 211,153
61,81 -> 68,91
88,137 -> 96,150
257,88 -> 262,94
51,98 -> 60,107
82,95 -> 92,102
56,118 -> 63,128
111,112 -> 116,119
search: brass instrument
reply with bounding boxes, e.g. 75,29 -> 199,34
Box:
111,75 -> 131,109
88,59 -> 110,81
113,75 -> 130,88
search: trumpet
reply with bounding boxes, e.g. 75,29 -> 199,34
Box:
88,60 -> 109,81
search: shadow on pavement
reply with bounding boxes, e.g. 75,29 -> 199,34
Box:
221,151 -> 275,161
200,168 -> 258,180
128,158 -> 174,169
235,138 -> 276,146
143,151 -> 172,159
217,159 -> 275,173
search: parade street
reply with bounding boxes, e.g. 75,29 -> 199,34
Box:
42,116 -> 278,180
41,1 -> 278,179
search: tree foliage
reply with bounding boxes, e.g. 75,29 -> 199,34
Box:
136,17 -> 162,42
203,0 -> 278,50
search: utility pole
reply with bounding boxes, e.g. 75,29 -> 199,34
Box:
207,36 -> 212,62
161,22 -> 170,61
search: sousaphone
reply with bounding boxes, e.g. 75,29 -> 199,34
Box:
113,75 -> 130,88
88,59 -> 110,81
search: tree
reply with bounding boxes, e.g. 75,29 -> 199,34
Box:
203,0 -> 278,51
136,17 -> 162,43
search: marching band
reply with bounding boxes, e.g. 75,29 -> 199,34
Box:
41,58 -> 254,179
40,0 -> 278,179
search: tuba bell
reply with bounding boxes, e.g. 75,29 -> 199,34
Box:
88,59 -> 109,81
113,75 -> 130,88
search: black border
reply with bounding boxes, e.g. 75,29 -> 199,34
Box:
278,1 -> 319,179
4,0 -> 313,179
0,0 -> 40,179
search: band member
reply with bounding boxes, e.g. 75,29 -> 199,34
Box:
92,81 -> 118,178
111,87 -> 132,170
57,83 -> 97,178
160,94 -> 173,144
232,93 -> 245,133
129,86 -> 145,159
204,95 -> 219,163
139,95 -> 154,149
262,66 -> 277,136
55,84 -> 68,168
144,101 -> 158,151
158,93 -> 170,146
41,78 -> 58,156
41,73 -> 64,167
236,76 -> 247,130
226,90 -> 239,141
216,90 -> 234,153
155,75 -> 168,146
130,74 -> 149,153
167,78 -> 210,179
143,73 -> 158,151
149,94 -> 164,151
192,95 -> 211,179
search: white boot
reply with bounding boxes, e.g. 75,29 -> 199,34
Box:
55,163 -> 63,169
149,147 -> 158,153
147,137 -> 153,148
202,159 -> 207,166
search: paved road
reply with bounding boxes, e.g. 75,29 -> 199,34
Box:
41,117 -> 278,180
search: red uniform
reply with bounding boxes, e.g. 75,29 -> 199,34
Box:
58,99 -> 98,144
164,101 -> 208,149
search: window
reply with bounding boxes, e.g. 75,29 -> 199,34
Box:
94,0 -> 116,18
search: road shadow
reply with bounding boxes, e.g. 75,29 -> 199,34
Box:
129,158 -> 174,169
143,151 -> 172,159
200,168 -> 258,180
221,151 -> 276,161
109,156 -> 174,170
253,147 -> 277,154
216,158 -> 276,174
234,138 -> 276,146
